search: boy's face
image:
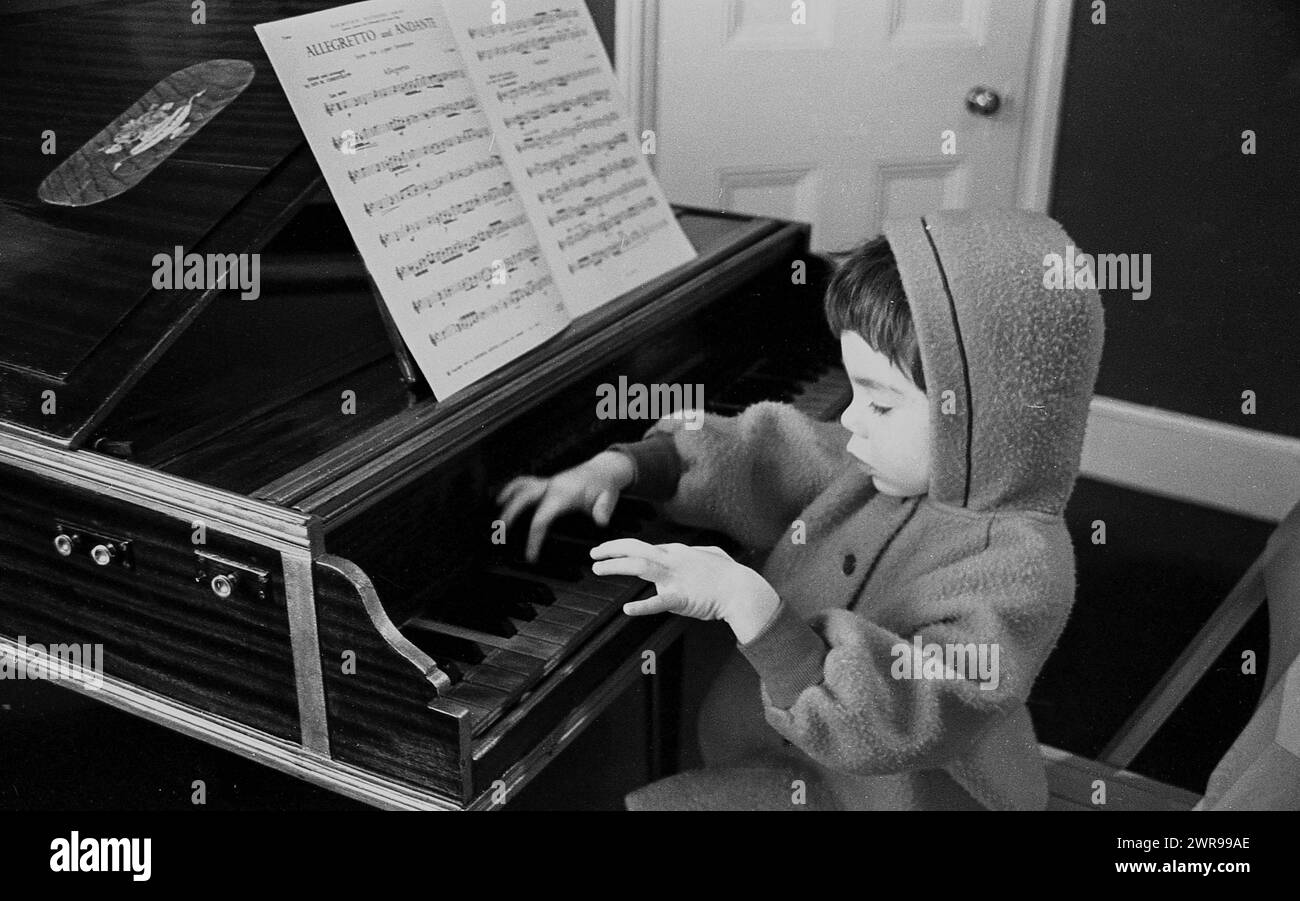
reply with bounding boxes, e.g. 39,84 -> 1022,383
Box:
839,331 -> 931,497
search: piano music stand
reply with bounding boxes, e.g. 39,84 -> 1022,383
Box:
364,270 -> 432,401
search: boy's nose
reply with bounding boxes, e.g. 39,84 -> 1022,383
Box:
840,403 -> 867,436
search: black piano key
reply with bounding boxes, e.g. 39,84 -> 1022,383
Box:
400,624 -> 484,679
431,696 -> 495,734
466,663 -> 532,696
446,681 -> 515,734
516,618 -> 579,646
483,648 -> 546,680
482,572 -> 555,607
538,605 -> 595,630
435,599 -> 519,638
496,532 -> 588,582
554,593 -> 609,616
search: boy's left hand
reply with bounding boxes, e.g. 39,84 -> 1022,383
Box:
590,539 -> 781,640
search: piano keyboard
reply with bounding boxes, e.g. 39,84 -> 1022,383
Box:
399,356 -> 851,735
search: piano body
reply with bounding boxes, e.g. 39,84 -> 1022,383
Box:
0,2 -> 850,808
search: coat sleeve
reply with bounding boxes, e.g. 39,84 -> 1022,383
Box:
610,401 -> 851,552
738,517 -> 1075,775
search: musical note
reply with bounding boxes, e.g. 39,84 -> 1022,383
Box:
348,126 -> 492,182
524,132 -> 629,178
330,96 -> 479,149
503,89 -> 611,129
557,197 -> 657,251
323,68 -> 466,115
366,156 -> 503,219
515,111 -> 620,154
475,26 -> 587,61
569,219 -> 671,274
397,214 -> 539,290
413,243 -> 544,313
467,8 -> 580,40
537,155 -> 637,204
427,275 -> 555,346
497,66 -> 601,104
547,176 -> 647,226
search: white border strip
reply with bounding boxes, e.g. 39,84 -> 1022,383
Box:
614,0 -> 660,173
1017,0 -> 1074,211
1081,396 -> 1300,523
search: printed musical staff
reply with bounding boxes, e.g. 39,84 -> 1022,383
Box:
323,68 -> 466,115
516,110 -> 620,154
557,197 -> 657,250
524,132 -> 628,178
330,96 -> 478,149
467,8 -> 579,40
503,88 -> 610,129
395,192 -> 522,280
474,26 -> 587,61
570,218 -> 671,274
497,66 -> 601,104
547,176 -> 647,226
348,126 -> 491,182
428,274 -> 554,346
365,156 -> 501,217
537,155 -> 637,203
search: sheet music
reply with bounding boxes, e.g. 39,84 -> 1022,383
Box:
256,1 -> 569,399
444,0 -> 697,316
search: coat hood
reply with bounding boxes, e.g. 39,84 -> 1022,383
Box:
882,210 -> 1104,515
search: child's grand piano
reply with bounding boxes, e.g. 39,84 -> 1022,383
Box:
0,0 -> 851,808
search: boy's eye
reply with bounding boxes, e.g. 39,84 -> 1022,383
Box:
868,402 -> 893,416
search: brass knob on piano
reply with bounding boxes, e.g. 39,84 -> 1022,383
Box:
210,573 -> 238,599
90,543 -> 118,566
54,533 -> 80,557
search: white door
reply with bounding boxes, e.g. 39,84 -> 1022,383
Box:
640,0 -> 1060,252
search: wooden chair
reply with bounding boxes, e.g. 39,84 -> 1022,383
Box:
1043,498 -> 1300,810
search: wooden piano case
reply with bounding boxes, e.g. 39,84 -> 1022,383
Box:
0,2 -> 836,809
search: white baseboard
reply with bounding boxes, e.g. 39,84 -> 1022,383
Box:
1081,396 -> 1300,523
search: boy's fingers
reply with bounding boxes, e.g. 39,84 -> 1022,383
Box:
495,476 -> 539,506
696,545 -> 729,558
592,556 -> 664,580
589,538 -> 661,561
499,482 -> 544,531
526,495 -> 568,563
494,479 -> 521,505
591,489 -> 618,527
623,595 -> 676,617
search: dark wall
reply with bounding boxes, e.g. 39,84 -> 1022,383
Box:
1050,0 -> 1299,437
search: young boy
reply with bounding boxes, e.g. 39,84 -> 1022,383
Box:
496,210 -> 1104,810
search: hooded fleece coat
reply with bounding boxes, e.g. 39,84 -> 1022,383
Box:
609,210 -> 1105,811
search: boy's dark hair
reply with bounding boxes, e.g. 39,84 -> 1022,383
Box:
823,235 -> 926,392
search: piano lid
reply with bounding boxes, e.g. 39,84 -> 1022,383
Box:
0,1 -> 337,447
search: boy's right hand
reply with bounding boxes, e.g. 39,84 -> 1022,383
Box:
495,451 -> 635,564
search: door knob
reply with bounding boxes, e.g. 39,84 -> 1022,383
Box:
965,86 -> 1001,116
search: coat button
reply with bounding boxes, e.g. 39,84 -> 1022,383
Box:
842,553 -> 856,575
